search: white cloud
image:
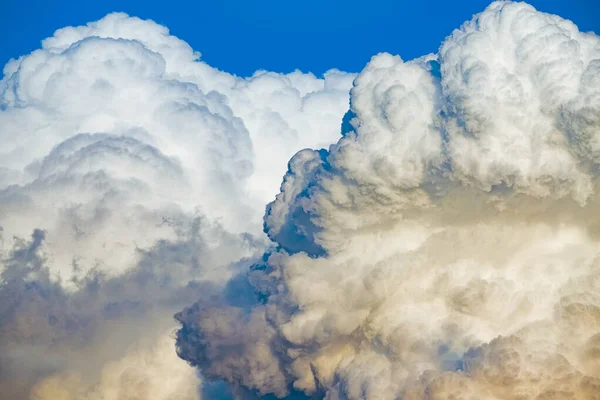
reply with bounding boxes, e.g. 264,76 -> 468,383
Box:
0,12 -> 352,400
177,2 -> 600,399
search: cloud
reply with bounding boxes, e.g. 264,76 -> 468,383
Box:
0,12 -> 352,400
176,2 -> 600,399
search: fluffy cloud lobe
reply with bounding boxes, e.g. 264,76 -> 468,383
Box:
0,12 -> 353,400
176,2 -> 600,399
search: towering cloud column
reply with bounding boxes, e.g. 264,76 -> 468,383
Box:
0,12 -> 353,400
177,2 -> 600,399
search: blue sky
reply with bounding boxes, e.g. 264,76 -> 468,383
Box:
1,0 -> 599,77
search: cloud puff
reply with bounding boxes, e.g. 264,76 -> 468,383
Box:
176,2 -> 600,399
0,12 -> 352,400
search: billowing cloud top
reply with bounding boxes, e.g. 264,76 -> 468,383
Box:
0,10 -> 355,280
0,10 -> 353,400
176,2 -> 600,399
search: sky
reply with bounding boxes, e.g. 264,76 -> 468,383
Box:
1,0 -> 599,77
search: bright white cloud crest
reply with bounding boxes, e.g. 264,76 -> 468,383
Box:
2,1 -> 600,400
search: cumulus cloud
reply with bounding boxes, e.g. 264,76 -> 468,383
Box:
0,12 -> 353,400
176,2 -> 600,399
